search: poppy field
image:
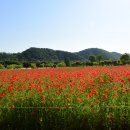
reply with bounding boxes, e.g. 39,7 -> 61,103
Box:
0,66 -> 130,129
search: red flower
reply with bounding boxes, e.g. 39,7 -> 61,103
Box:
0,92 -> 6,98
104,89 -> 109,93
77,94 -> 81,97
39,87 -> 43,93
11,104 -> 15,109
96,100 -> 100,103
63,94 -> 67,97
66,98 -> 71,101
52,97 -> 55,101
85,93 -> 89,97
58,106 -> 60,110
90,89 -> 98,97
120,79 -> 124,83
77,98 -> 82,103
103,94 -> 107,100
8,89 -> 12,94
91,105 -> 94,108
46,84 -> 50,90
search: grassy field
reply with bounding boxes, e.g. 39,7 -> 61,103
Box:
0,66 -> 130,129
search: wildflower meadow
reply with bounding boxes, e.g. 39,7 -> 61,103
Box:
0,66 -> 130,129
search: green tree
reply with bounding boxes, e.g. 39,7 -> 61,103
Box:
120,53 -> 130,64
89,55 -> 96,62
64,58 -> 71,67
96,55 -> 103,62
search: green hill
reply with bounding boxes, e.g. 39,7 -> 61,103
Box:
0,47 -> 122,62
18,47 -> 83,61
76,48 -> 121,60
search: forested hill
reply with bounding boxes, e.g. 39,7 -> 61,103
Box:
0,47 -> 122,61
76,48 -> 121,60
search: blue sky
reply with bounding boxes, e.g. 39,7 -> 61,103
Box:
0,0 -> 130,54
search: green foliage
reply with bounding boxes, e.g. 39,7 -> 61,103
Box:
120,53 -> 130,64
3,61 -> 21,68
99,61 -> 104,66
96,55 -> 103,62
21,47 -> 59,61
64,58 -> 71,67
0,53 -> 18,61
86,62 -> 93,66
0,64 -> 5,69
39,63 -> 45,68
6,64 -> 23,69
36,62 -> 45,68
0,48 -> 129,67
104,60 -> 112,66
31,63 -> 36,69
78,48 -> 121,60
14,64 -> 23,69
86,62 -> 99,66
45,62 -> 54,67
89,55 -> 103,63
71,61 -> 85,67
0,48 -> 121,63
56,50 -> 82,61
93,62 -> 99,66
7,64 -> 16,69
89,55 -> 96,62
57,62 -> 66,67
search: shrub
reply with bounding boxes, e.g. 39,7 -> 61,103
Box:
14,64 -> 23,69
93,62 -> 99,66
57,62 -> 66,67
39,63 -> 44,68
0,64 -> 5,69
31,63 -> 36,69
45,62 -> 54,67
7,64 -> 16,69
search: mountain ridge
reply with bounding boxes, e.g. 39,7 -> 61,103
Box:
0,47 -> 122,61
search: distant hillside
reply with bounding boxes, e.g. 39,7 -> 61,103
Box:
76,48 -> 121,60
19,48 -> 59,61
18,47 -> 83,61
0,47 -> 122,62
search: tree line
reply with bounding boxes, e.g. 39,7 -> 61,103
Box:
0,53 -> 130,69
